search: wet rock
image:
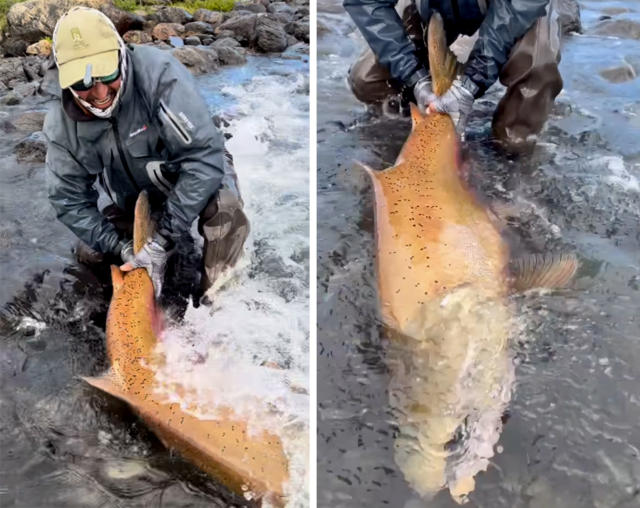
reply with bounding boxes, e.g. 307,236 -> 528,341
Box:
152,22 -> 186,41
233,1 -> 267,14
98,4 -> 144,34
184,36 -> 201,46
167,36 -> 183,48
201,36 -> 214,46
294,7 -> 310,19
26,39 -> 52,57
268,2 -> 295,16
0,57 -> 29,88
216,45 -> 247,65
1,93 -> 21,106
270,11 -> 295,25
12,112 -> 47,133
285,18 -> 309,43
286,34 -> 298,47
599,64 -> 637,83
255,16 -> 288,53
215,29 -> 237,40
557,0 -> 581,34
215,13 -> 258,45
170,47 -> 218,75
23,56 -> 45,81
1,37 -> 29,57
192,8 -> 224,26
211,37 -> 242,49
152,6 -> 193,25
11,82 -> 39,99
184,21 -> 216,35
15,132 -> 47,163
123,30 -> 153,44
592,19 -> 640,40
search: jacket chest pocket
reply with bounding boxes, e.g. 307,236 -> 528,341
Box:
124,125 -> 175,195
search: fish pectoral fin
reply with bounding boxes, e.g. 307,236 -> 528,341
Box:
110,265 -> 125,292
510,253 -> 580,292
409,103 -> 424,128
353,160 -> 375,175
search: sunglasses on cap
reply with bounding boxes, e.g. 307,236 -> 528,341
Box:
69,67 -> 120,92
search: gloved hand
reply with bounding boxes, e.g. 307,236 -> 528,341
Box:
413,75 -> 436,113
427,77 -> 477,138
120,232 -> 173,298
117,239 -> 135,264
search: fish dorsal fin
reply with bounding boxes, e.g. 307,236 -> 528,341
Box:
428,12 -> 460,96
110,265 -> 125,292
511,253 -> 580,292
410,103 -> 424,128
133,191 -> 153,254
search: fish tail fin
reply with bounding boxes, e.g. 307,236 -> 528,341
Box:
428,12 -> 460,96
511,253 -> 580,292
133,191 -> 153,254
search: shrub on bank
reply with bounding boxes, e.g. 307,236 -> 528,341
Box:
114,0 -> 235,13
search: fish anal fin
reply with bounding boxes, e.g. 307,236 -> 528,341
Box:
82,374 -> 132,403
410,103 -> 424,128
510,253 -> 579,292
110,265 -> 125,292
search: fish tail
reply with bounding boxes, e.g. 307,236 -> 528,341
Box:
133,191 -> 154,254
428,12 -> 460,96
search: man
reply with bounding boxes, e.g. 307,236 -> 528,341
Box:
344,0 -> 563,149
44,7 -> 249,301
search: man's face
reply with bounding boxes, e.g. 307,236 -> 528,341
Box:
73,78 -> 122,110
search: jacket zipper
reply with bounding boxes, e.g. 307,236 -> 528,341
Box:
110,118 -> 140,193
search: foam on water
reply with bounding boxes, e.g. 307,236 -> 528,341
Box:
153,64 -> 309,506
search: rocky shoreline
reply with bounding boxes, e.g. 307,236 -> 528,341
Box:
0,0 -> 309,163
0,0 -> 309,101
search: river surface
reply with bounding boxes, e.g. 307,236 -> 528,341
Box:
0,49 -> 309,508
317,1 -> 639,507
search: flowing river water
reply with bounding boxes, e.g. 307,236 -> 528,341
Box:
318,1 -> 639,507
0,49 -> 309,507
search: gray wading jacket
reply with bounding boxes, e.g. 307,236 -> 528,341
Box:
44,45 -> 225,254
343,0 -> 550,95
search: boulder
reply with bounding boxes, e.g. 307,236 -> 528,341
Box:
599,65 -> 637,83
152,6 -> 193,24
267,2 -> 295,15
294,7 -> 309,19
184,21 -> 216,35
170,46 -> 218,74
592,19 -> 640,40
6,0 -> 139,43
11,81 -> 40,99
201,36 -> 214,45
557,0 -> 581,34
0,59 -> 27,88
192,9 -> 224,26
184,36 -> 201,46
23,56 -> 45,81
216,45 -> 247,65
1,38 -> 29,57
152,22 -> 186,41
123,30 -> 153,44
215,13 -> 258,45
255,16 -> 288,53
12,112 -> 47,133
211,37 -> 242,48
168,36 -> 184,48
284,18 -> 309,43
1,93 -> 22,106
269,11 -> 294,25
26,39 -> 52,57
15,132 -> 48,163
233,1 -> 267,14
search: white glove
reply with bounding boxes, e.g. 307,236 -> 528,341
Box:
428,77 -> 477,138
120,233 -> 173,298
413,75 -> 436,113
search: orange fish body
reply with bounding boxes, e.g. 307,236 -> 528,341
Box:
84,192 -> 288,505
365,107 -> 514,504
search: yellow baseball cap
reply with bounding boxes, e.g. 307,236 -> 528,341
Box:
53,7 -> 120,89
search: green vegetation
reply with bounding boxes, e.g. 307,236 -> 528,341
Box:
172,0 -> 235,13
0,0 -> 21,32
114,0 -> 235,14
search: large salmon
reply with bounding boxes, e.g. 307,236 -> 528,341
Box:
361,13 -> 576,503
83,191 -> 288,505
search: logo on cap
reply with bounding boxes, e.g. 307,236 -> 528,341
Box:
70,27 -> 88,49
